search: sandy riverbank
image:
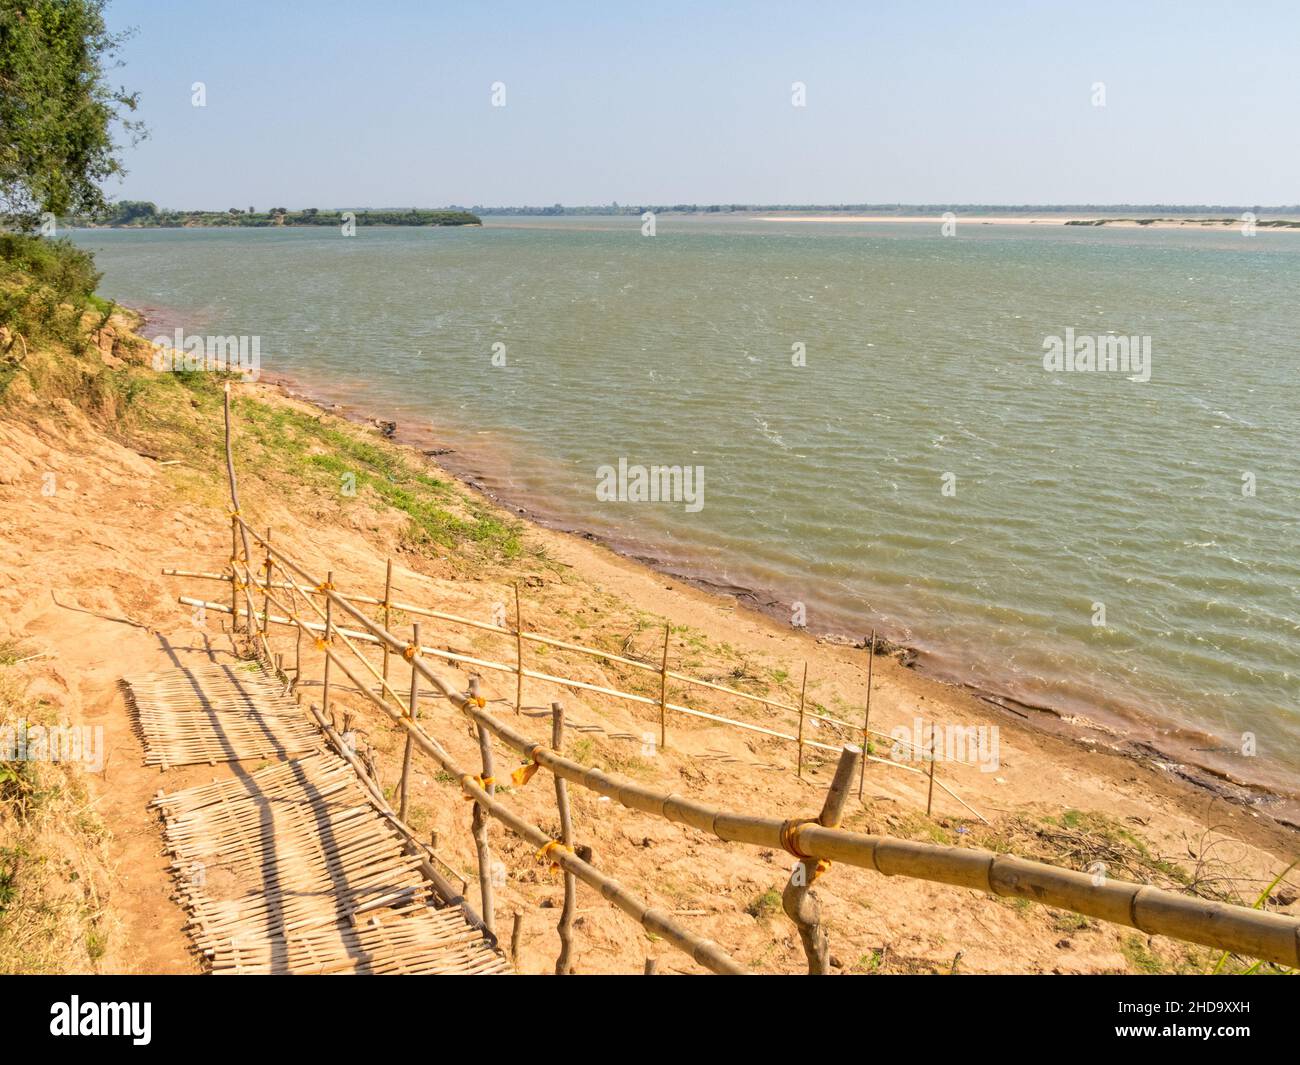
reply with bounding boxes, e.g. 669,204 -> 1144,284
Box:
755,214 -> 1300,229
2,310 -> 1297,974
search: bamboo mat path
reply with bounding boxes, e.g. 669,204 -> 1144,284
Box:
130,665 -> 507,975
123,662 -> 322,767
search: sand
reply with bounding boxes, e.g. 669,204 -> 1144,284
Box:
1,318 -> 1296,974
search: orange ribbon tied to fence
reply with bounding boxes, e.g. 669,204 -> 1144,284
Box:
510,744 -> 544,787
535,840 -> 574,873
461,774 -> 495,799
402,644 -> 418,661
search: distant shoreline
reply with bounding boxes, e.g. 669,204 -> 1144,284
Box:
755,214 -> 1300,230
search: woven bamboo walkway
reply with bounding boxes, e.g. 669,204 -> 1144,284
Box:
124,662 -> 321,767
125,666 -> 507,975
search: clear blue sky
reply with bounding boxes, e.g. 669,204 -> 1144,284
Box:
103,0 -> 1300,209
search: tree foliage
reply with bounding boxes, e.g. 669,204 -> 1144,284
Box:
0,0 -> 143,230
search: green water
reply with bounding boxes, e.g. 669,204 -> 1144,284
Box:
75,216 -> 1300,796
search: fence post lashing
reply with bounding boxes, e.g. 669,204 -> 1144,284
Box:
796,662 -> 808,778
551,701 -> 577,975
514,583 -> 524,715
321,569 -> 334,716
398,621 -> 421,823
381,558 -> 393,689
926,722 -> 937,817
469,676 -> 496,935
783,743 -> 861,974
858,628 -> 875,799
658,622 -> 669,750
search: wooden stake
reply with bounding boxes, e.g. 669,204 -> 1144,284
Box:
783,743 -> 861,973
510,910 -> 524,970
469,677 -> 496,935
643,957 -> 658,975
229,514 -> 240,627
321,569 -> 334,716
221,383 -> 255,631
658,622 -> 669,750
926,723 -> 938,817
399,622 -> 421,823
514,583 -> 524,715
552,701 -> 576,975
261,528 -> 273,637
796,662 -> 809,778
381,558 -> 393,687
858,628 -> 875,799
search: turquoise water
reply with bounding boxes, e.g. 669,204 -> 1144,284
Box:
75,217 -> 1300,793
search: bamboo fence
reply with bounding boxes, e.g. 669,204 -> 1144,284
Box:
170,385 -> 1300,975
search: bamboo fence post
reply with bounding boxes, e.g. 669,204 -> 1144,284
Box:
926,723 -> 937,817
260,527 -> 273,637
783,743 -> 861,974
221,383 -> 255,632
469,676 -> 496,935
644,957 -> 657,975
658,622 -> 669,750
380,558 -> 393,688
398,622 -> 421,823
510,911 -> 524,970
796,662 -> 808,778
552,701 -> 577,975
514,583 -> 524,715
229,515 -> 240,627
858,628 -> 875,799
321,569 -> 334,715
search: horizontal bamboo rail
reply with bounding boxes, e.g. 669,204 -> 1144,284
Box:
164,566 -> 962,765
180,591 -> 987,823
212,518 -> 1300,970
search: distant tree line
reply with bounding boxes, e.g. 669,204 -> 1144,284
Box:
81,202 -> 482,227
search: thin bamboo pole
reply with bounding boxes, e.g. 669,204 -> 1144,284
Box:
381,558 -> 393,688
552,701 -> 576,974
321,569 -> 334,716
510,911 -> 524,970
796,662 -> 808,778
221,383 -> 256,632
658,622 -> 669,750
859,628 -> 875,799
229,515 -> 240,626
514,583 -> 524,715
399,622 -> 421,823
470,677 -> 496,936
302,701 -> 493,944
926,723 -> 937,817
223,521 -> 1300,971
260,528 -> 273,637
783,744 -> 860,973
